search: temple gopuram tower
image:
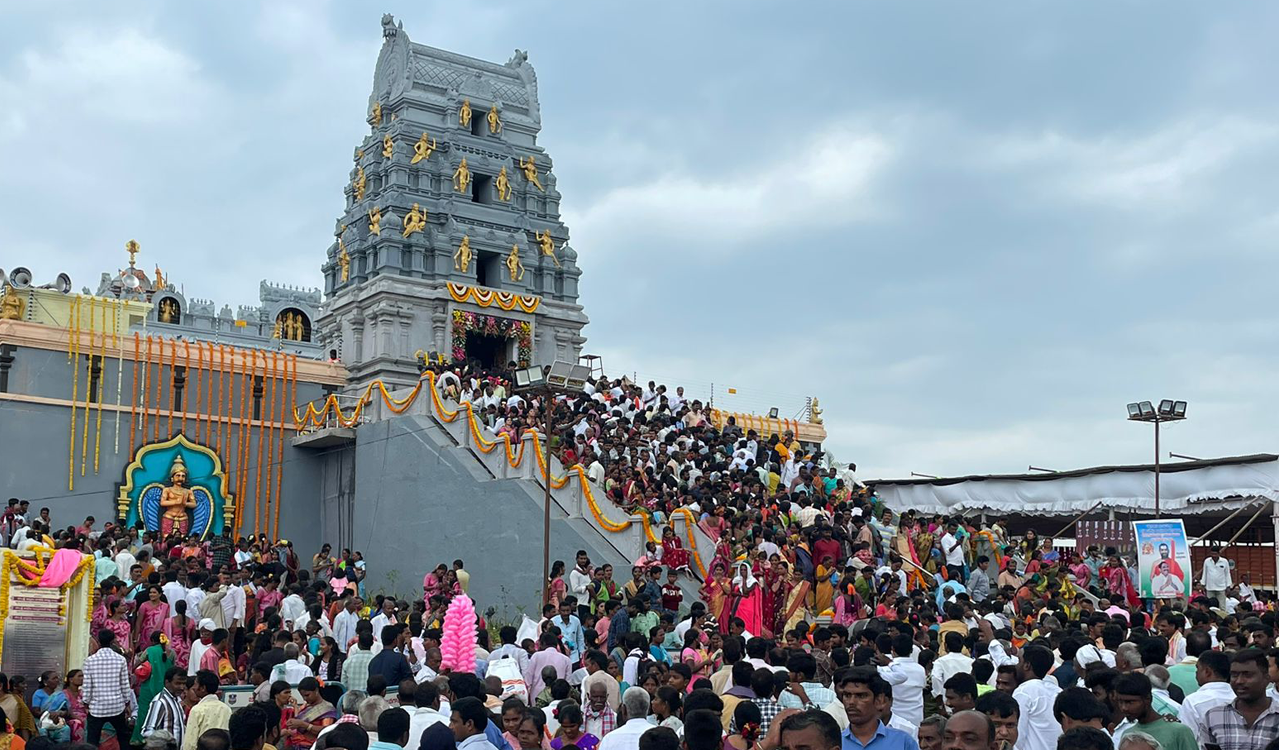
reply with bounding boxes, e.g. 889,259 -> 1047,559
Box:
317,15 -> 587,388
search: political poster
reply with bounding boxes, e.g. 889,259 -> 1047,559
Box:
1132,519 -> 1192,599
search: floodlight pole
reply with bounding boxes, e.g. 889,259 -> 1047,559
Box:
1153,417 -> 1161,519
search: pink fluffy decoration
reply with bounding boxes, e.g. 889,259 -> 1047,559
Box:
439,594 -> 477,674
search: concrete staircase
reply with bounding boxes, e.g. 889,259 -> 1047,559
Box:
318,382 -> 714,618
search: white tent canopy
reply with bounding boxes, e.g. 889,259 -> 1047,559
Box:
869,454 -> 1278,517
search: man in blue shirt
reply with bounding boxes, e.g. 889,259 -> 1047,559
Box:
367,625 -> 415,690
552,599 -> 585,666
834,667 -> 919,750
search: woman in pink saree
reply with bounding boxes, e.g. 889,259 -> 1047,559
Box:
162,599 -> 196,669
698,505 -> 728,542
135,585 -> 170,651
104,599 -> 133,658
422,563 -> 447,605
831,578 -> 865,627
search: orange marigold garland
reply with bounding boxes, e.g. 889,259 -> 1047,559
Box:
254,351 -> 267,537
273,354 -> 291,540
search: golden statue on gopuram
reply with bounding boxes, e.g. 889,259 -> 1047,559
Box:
454,236 -> 473,273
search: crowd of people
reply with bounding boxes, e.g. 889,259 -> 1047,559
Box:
0,366 -> 1277,750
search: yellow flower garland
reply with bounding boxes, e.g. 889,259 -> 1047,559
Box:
0,551 -> 96,660
290,372 -> 710,577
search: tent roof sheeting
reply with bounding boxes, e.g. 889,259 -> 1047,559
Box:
868,454 -> 1278,517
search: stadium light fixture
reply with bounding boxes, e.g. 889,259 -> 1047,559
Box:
1125,398 -> 1189,518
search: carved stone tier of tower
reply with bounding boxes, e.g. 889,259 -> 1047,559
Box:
317,14 -> 588,388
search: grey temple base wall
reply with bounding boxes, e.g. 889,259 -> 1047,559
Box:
0,345 -> 327,550
315,414 -> 631,619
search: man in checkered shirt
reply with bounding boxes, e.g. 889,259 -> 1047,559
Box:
82,629 -> 137,745
1203,649 -> 1279,750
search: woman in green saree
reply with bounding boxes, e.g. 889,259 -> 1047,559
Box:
131,631 -> 175,744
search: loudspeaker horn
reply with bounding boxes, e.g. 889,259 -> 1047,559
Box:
8,267 -> 32,289
41,273 -> 73,294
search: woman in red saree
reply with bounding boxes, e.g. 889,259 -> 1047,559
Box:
1102,555 -> 1140,608
660,527 -> 690,572
726,561 -> 763,636
760,557 -> 782,638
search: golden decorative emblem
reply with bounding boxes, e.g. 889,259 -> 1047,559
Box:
368,207 -> 382,236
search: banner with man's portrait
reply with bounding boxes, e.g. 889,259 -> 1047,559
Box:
1132,519 -> 1192,599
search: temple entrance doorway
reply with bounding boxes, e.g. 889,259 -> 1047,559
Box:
465,333 -> 508,370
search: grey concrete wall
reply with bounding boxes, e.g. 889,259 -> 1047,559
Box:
334,415 -> 635,620
0,344 -> 326,551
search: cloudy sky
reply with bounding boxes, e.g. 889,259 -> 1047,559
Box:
1,2 -> 1275,479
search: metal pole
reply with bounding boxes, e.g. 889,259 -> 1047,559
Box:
1223,503 -> 1270,548
541,386 -> 553,605
1154,419 -> 1161,518
1189,504 -> 1249,545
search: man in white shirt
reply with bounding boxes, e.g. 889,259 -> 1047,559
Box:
1177,651 -> 1236,745
877,634 -> 926,726
332,596 -> 362,653
219,570 -> 245,632
185,580 -> 207,619
940,521 -> 966,582
280,589 -> 306,626
1012,645 -> 1062,750
930,632 -> 973,699
270,643 -> 313,684
1198,547 -> 1232,605
405,680 -> 449,749
161,572 -> 187,611
568,552 -> 594,617
113,542 -> 137,579
187,620 -> 217,677
369,599 -> 399,643
598,687 -> 654,750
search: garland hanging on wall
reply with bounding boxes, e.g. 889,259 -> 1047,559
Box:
446,282 -> 541,313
